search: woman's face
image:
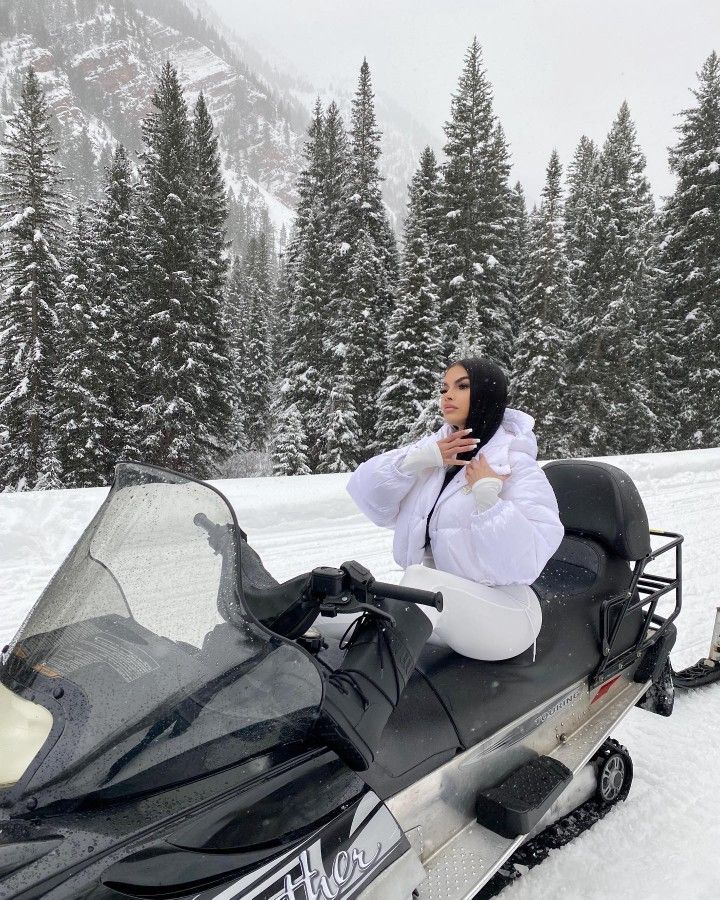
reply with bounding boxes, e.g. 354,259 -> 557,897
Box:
440,365 -> 470,429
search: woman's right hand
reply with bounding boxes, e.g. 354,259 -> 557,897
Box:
436,428 -> 480,466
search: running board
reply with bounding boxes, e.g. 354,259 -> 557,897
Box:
414,679 -> 649,900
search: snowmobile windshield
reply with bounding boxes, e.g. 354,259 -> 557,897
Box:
0,463 -> 322,810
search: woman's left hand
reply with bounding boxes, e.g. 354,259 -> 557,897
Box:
464,453 -> 511,488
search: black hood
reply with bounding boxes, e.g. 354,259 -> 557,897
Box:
448,357 -> 509,462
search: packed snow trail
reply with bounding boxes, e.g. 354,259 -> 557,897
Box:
1,448 -> 719,898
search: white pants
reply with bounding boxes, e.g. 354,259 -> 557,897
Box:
315,564 -> 542,662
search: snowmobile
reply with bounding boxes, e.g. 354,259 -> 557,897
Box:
0,456 -> 691,899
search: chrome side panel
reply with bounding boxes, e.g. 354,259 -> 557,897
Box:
356,848 -> 427,900
386,671 -> 647,864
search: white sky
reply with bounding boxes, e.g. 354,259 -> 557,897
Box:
205,0 -> 720,207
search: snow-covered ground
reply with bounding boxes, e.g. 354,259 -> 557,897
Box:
1,448 -> 719,898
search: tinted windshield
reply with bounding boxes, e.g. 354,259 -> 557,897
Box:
0,463 -> 322,808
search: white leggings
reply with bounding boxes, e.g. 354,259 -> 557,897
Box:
315,564 -> 542,662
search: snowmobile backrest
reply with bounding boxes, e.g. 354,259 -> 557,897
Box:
542,459 -> 651,562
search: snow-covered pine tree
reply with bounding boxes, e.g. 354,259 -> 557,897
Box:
221,255 -> 249,459
53,208 -> 113,487
284,98 -> 325,284
338,59 -> 399,458
315,354 -> 361,474
642,212 -> 677,453
240,233 -> 275,452
510,150 -> 572,459
277,102 -> 332,472
658,51 -> 720,450
568,103 -> 657,456
134,62 -> 211,476
270,400 -> 312,476
562,135 -> 600,455
437,38 -> 515,370
270,246 -> 292,371
314,98 -> 363,471
94,144 -> 141,469
0,67 -> 68,491
190,91 -> 234,474
505,182 -> 532,349
564,135 -> 600,304
280,202 -> 330,471
375,147 -> 444,451
402,145 -> 445,326
255,225 -> 282,376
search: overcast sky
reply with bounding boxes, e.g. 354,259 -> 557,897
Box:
205,0 -> 719,206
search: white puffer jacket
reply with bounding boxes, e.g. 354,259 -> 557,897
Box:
345,408 -> 565,586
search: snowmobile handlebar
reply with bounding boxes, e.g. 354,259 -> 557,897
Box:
313,561 -> 444,612
369,579 -> 444,611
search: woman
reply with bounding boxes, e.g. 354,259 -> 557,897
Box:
343,357 -> 565,662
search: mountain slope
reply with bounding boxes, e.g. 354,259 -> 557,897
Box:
0,0 -> 439,241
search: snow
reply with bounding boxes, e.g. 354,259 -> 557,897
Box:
1,207 -> 33,232
221,164 -> 295,247
1,447 -> 720,896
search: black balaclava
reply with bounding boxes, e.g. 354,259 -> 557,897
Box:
422,357 -> 509,550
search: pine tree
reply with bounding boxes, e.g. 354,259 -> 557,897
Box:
659,51 -> 720,450
270,247 -> 292,370
564,135 -> 600,303
569,103 -> 657,456
316,354 -> 361,474
338,59 -> 399,457
316,99 -> 363,470
404,145 -> 445,311
134,62 -> 211,475
270,400 -> 311,476
53,209 -> 112,486
505,182 -> 532,349
0,67 -> 67,491
375,148 -> 444,452
281,204 -> 330,469
511,151 -> 572,459
190,91 -> 234,473
222,255 -> 249,457
94,144 -> 141,468
279,102 -> 333,472
284,98 -> 325,282
437,38 -> 515,369
240,234 -> 274,451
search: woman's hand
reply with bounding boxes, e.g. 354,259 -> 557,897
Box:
464,453 -> 511,488
436,427 -> 480,465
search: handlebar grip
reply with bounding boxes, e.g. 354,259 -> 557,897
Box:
371,580 -> 443,612
194,512 -> 212,531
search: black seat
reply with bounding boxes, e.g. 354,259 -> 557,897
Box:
409,460 -> 652,750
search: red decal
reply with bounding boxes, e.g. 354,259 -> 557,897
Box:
591,675 -> 621,704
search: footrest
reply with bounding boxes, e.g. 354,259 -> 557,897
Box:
475,755 -> 572,838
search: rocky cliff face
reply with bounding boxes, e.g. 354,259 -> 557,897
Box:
0,0 -> 438,243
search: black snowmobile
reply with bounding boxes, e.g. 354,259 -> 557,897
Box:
0,457 -> 694,899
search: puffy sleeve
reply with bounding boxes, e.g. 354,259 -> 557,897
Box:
449,449 -> 565,585
346,436 -> 432,529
